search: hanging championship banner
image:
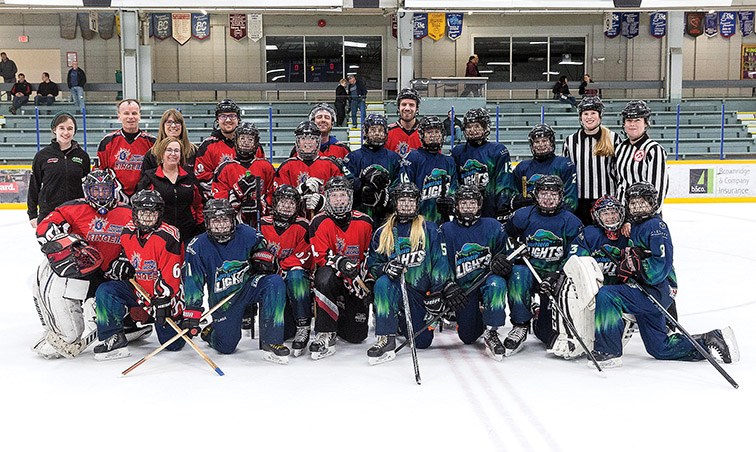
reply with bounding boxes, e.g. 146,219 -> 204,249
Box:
248,13 -> 263,42
78,13 -> 95,40
59,13 -> 78,40
391,13 -> 397,38
719,12 -> 737,38
154,13 -> 171,40
172,13 -> 191,45
686,12 -> 705,37
604,12 -> 621,38
649,12 -> 667,38
427,12 -> 445,41
621,12 -> 640,39
413,13 -> 428,40
447,13 -> 463,41
739,11 -> 754,37
704,12 -> 718,37
229,14 -> 247,41
191,13 -> 210,40
88,11 -> 98,32
99,12 -> 115,39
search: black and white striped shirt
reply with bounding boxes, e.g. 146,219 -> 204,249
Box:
614,133 -> 669,207
562,128 -> 622,199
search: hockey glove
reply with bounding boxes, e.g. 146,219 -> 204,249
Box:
151,296 -> 172,326
382,259 -> 405,279
360,186 -> 387,209
436,196 -> 454,218
617,246 -> 650,282
299,177 -> 324,195
442,282 -> 467,310
239,198 -> 260,226
539,271 -> 566,299
304,193 -> 323,211
506,236 -> 531,261
181,310 -> 203,338
249,249 -> 280,275
233,174 -> 258,198
424,294 -> 444,317
334,256 -> 360,279
360,166 -> 390,191
510,194 -> 535,211
106,255 -> 135,281
490,253 -> 514,277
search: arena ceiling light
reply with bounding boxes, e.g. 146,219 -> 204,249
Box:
344,41 -> 368,48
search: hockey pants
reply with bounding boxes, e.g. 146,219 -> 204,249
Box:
313,266 -> 368,344
283,269 -> 311,338
454,274 -> 508,344
507,264 -> 540,325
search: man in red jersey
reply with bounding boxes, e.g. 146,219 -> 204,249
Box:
195,99 -> 244,199
385,88 -> 422,159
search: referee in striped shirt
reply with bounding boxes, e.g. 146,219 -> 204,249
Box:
562,96 -> 622,225
614,100 -> 669,212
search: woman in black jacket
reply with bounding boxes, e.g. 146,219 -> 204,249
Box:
137,137 -> 204,243
27,112 -> 90,228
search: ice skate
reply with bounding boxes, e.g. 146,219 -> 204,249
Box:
309,332 -> 336,360
700,326 -> 740,364
503,324 -> 528,357
262,343 -> 290,365
483,329 -> 505,361
590,350 -> 622,369
94,331 -> 130,361
123,315 -> 153,342
291,326 -> 311,357
367,335 -> 396,365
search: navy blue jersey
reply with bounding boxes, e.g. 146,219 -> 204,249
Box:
628,215 -> 675,304
569,225 -> 629,285
505,206 -> 583,274
400,148 -> 458,223
440,218 -> 509,290
343,145 -> 402,219
451,140 -> 515,217
511,155 -> 578,213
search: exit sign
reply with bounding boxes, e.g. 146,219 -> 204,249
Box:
18,35 -> 28,43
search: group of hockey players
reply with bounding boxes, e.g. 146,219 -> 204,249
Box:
30,90 -> 739,372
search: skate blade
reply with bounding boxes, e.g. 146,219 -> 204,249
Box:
721,326 -> 740,364
94,347 -> 131,361
503,343 -> 524,357
368,351 -> 396,366
485,347 -> 504,362
590,357 -> 622,369
125,325 -> 153,342
310,347 -> 335,361
263,352 -> 289,365
292,347 -> 306,358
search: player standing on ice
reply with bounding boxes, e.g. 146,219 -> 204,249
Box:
385,88 -> 422,158
288,103 -> 350,162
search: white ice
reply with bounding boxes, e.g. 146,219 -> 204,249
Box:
1,204 -> 754,452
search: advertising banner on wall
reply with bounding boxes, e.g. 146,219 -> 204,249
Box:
427,12 -> 445,41
172,13 -> 192,45
447,13 -> 463,40
649,12 -> 667,38
667,161 -> 756,201
229,14 -> 247,40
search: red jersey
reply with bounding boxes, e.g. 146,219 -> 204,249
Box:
194,131 -> 236,196
211,158 -> 275,209
308,211 -> 373,268
37,199 -> 133,271
386,122 -> 421,159
97,129 -> 156,196
274,156 -> 343,192
259,215 -> 313,271
120,221 -> 184,304
288,138 -> 350,162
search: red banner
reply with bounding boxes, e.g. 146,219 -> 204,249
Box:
0,182 -> 19,193
229,14 -> 247,41
686,12 -> 705,37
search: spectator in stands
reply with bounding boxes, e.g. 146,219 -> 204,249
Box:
9,73 -> 32,115
35,72 -> 60,110
335,78 -> 349,127
67,61 -> 87,110
141,108 -> 197,175
347,74 -> 367,128
461,54 -> 481,97
578,73 -> 595,96
27,112 -> 90,228
0,52 -> 17,101
443,109 -> 464,144
552,75 -> 577,108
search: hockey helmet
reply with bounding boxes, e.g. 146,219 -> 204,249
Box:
309,103 -> 336,124
533,175 -> 564,215
215,98 -> 241,119
83,169 -> 117,214
203,198 -> 237,243
591,195 -> 625,238
621,100 -> 651,122
528,123 -> 556,161
235,122 -> 260,162
132,189 -> 164,233
396,88 -> 421,109
462,108 -> 491,146
417,116 -> 445,153
324,176 -> 353,220
362,114 -> 389,149
454,184 -> 483,227
294,120 -> 321,162
41,235 -> 103,279
577,96 -> 604,116
272,185 -> 301,227
625,182 -> 659,224
390,182 -> 421,223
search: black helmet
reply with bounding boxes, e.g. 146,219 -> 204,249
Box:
272,185 -> 301,227
578,96 -> 604,116
82,169 -> 117,214
625,182 -> 659,224
417,116 -> 445,152
309,103 -> 336,124
294,120 -> 321,161
591,195 -> 625,238
462,108 -> 491,146
390,182 -> 421,223
396,88 -> 421,109
362,114 -> 389,149
528,123 -> 556,161
453,184 -> 483,227
131,189 -> 164,233
215,98 -> 241,118
621,100 -> 651,121
235,121 -> 260,162
203,198 -> 237,243
324,176 -> 353,220
533,175 -> 564,215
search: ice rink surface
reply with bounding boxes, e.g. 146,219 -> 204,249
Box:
1,204 -> 754,452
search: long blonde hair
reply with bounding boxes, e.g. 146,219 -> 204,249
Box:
593,125 -> 616,158
376,213 -> 426,256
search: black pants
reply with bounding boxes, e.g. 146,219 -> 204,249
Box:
335,102 -> 347,127
313,266 -> 368,344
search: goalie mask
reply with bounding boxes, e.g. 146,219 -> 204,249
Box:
324,176 -> 353,220
295,120 -> 321,162
418,116 -> 445,153
362,114 -> 388,149
454,184 -> 483,227
204,198 -> 237,243
235,122 -> 260,163
391,182 -> 421,223
591,195 -> 624,240
83,169 -> 117,214
132,189 -> 164,234
625,182 -> 659,224
533,175 -> 564,215
462,108 -> 491,146
528,123 -> 556,162
272,185 -> 301,228
41,235 -> 103,279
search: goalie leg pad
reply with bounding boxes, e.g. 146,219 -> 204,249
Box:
34,260 -> 90,344
547,274 -> 596,360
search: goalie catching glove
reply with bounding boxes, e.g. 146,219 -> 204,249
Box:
40,234 -> 103,279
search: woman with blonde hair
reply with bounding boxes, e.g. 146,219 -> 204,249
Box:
141,108 -> 196,174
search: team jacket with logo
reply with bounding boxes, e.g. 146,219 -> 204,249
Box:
28,140 -> 91,221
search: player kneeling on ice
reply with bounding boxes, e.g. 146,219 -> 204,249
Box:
309,176 -> 374,360
591,182 -> 739,369
183,198 -> 290,364
366,182 -> 458,365
33,169 -> 137,359
439,184 -> 518,361
92,190 -> 186,360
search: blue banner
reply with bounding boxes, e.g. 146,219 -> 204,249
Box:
621,12 -> 640,39
191,13 -> 210,40
604,12 -> 621,38
719,11 -> 737,38
649,11 -> 667,38
413,13 -> 428,40
153,13 -> 171,40
446,13 -> 463,41
739,11 -> 754,37
705,12 -> 718,37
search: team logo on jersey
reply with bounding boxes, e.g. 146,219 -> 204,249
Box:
460,159 -> 489,190
421,168 -> 450,201
633,149 -> 646,162
213,260 -> 249,293
527,229 -> 564,262
131,252 -> 159,281
114,147 -> 144,171
397,142 -> 411,159
71,157 -> 83,165
86,216 -> 123,244
592,245 -> 620,276
394,236 -> 426,268
46,158 -> 59,164
454,242 -> 491,279
335,236 -> 360,259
